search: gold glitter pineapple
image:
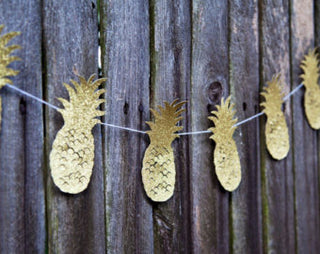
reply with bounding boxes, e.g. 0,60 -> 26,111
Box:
208,96 -> 241,192
142,99 -> 186,202
50,74 -> 106,194
0,25 -> 20,128
260,74 -> 289,160
300,48 -> 320,129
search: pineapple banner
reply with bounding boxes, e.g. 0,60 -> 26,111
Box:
1,25 -> 320,202
208,97 -> 241,192
260,74 -> 290,160
300,49 -> 320,129
0,25 -> 20,129
142,100 -> 186,202
49,75 -> 106,194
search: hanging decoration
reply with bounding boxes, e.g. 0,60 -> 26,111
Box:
300,48 -> 320,129
0,25 -> 20,129
142,99 -> 186,202
0,20 -> 318,200
50,74 -> 106,194
260,74 -> 290,160
208,96 -> 241,192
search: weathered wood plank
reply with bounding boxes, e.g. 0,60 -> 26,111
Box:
100,0 -> 153,253
229,1 -> 263,253
259,0 -> 295,253
43,1 -> 105,253
190,0 -> 230,253
0,1 -> 45,253
316,0 -> 320,46
290,1 -> 320,253
150,0 -> 191,252
0,1 -> 319,252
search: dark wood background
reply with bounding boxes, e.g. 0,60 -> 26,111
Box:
0,0 -> 319,253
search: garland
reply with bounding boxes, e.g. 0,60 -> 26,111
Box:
0,25 -> 318,202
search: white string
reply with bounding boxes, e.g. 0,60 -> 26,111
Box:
283,83 -> 304,101
231,83 -> 304,128
179,130 -> 211,136
178,83 -> 304,135
233,112 -> 265,128
5,84 -> 60,110
4,82 -> 304,136
99,122 -> 146,134
5,84 -> 146,133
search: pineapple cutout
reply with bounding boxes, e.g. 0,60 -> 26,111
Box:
50,74 -> 106,194
142,99 -> 186,202
0,25 -> 20,129
260,74 -> 289,160
208,96 -> 241,192
300,48 -> 320,129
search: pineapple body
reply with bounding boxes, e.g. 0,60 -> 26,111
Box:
49,74 -> 106,194
265,112 -> 289,160
50,124 -> 94,194
142,144 -> 175,202
142,99 -> 186,202
304,87 -> 320,129
300,49 -> 320,129
214,139 -> 241,192
209,96 -> 242,192
261,75 -> 290,160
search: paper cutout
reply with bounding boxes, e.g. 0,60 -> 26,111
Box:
0,25 -> 20,129
142,99 -> 186,202
50,74 -> 106,194
260,74 -> 289,160
300,48 -> 320,129
208,96 -> 241,192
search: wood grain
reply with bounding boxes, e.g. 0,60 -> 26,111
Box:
259,0 -> 295,253
100,0 -> 153,253
316,0 -> 320,47
190,0 -> 230,253
290,1 -> 320,253
0,1 -> 45,253
0,1 -> 318,253
43,1 -> 105,253
150,0 -> 191,252
229,0 -> 262,253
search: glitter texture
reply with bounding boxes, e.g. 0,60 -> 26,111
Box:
142,99 -> 186,202
0,25 -> 20,129
208,96 -> 241,192
261,74 -> 289,160
50,74 -> 106,194
300,48 -> 320,129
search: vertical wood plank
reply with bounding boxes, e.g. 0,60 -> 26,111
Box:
316,0 -> 320,46
190,0 -> 230,253
0,0 -> 45,253
150,0 -> 191,252
290,1 -> 320,253
259,0 -> 295,253
229,0 -> 263,253
0,1 -> 318,252
43,1 -> 106,253
100,0 -> 153,253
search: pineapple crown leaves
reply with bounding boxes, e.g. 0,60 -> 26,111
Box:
208,96 -> 238,141
57,74 -> 107,126
0,24 -> 21,89
260,74 -> 284,114
146,99 -> 186,139
300,48 -> 319,91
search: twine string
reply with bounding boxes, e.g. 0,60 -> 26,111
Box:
4,83 -> 304,136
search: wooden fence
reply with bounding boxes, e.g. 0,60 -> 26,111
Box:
0,0 -> 319,253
